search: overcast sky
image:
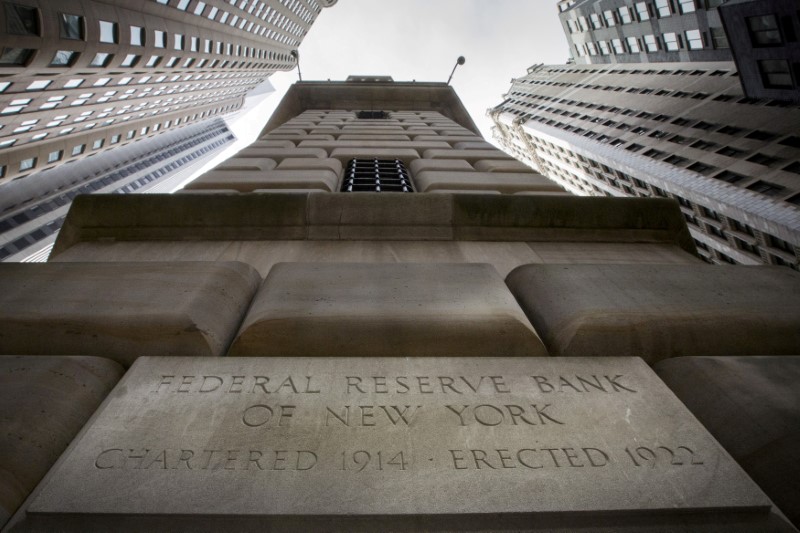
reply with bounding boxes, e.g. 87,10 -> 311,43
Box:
243,1 -> 570,143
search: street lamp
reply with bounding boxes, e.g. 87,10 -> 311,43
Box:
290,50 -> 302,81
446,56 -> 466,85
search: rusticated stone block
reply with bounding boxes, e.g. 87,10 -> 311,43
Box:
654,356 -> 800,526
0,262 -> 261,366
185,169 -> 339,192
0,356 -> 123,527
415,171 -> 565,194
505,264 -> 800,363
229,262 -> 547,357
12,356 -> 791,531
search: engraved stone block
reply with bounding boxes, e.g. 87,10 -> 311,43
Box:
505,264 -> 800,363
229,263 -> 547,357
16,357 -> 789,531
0,262 -> 261,366
0,356 -> 123,527
655,356 -> 800,526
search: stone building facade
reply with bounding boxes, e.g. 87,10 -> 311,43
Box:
0,0 -> 336,183
0,78 -> 798,531
490,61 -> 800,269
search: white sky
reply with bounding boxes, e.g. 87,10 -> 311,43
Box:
241,0 -> 570,143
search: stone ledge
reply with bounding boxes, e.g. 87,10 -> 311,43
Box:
0,262 -> 261,366
228,262 -> 547,357
185,169 -> 339,192
505,264 -> 800,363
50,194 -> 697,257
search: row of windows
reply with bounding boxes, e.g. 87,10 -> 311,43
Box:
746,13 -> 798,48
0,129 -> 233,260
565,0 -> 722,34
0,105 -> 237,181
153,0 -> 310,46
0,47 -> 290,70
4,0 -> 309,47
575,28 -> 722,58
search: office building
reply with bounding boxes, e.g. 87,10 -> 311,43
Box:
0,116 -> 235,262
0,0 -> 336,183
0,77 -> 798,531
718,0 -> 800,103
490,61 -> 800,268
558,0 -> 800,101
558,0 -> 732,65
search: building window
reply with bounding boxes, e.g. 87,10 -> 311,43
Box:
71,144 -> 85,156
758,59 -> 793,89
747,15 -> 782,47
357,110 -> 390,119
26,79 -> 50,90
59,13 -> 83,39
655,0 -> 671,17
154,30 -> 166,48
47,150 -> 62,163
177,0 -> 190,10
603,9 -> 616,26
193,1 -> 206,15
99,20 -> 118,43
0,47 -> 33,66
710,27 -> 729,49
174,33 -> 183,50
130,25 -> 145,46
687,162 -> 716,175
685,29 -> 703,50
663,32 -> 680,51
634,2 -> 650,21
190,36 -> 199,52
626,37 -> 641,53
746,180 -> 785,196
643,34 -> 659,52
4,3 -> 39,35
340,158 -> 414,193
611,38 -> 625,54
598,40 -> 611,54
146,55 -> 161,67
121,54 -> 140,67
90,52 -> 112,67
590,13 -> 602,29
18,157 -> 36,171
678,0 -> 696,13
618,7 -> 632,24
50,50 -> 78,66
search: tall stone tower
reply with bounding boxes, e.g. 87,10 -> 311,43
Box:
1,77 -> 799,531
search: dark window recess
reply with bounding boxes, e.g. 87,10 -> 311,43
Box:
779,136 -> 800,149
784,161 -> 800,175
746,130 -> 777,141
664,154 -> 689,166
716,146 -> 745,158
5,3 -> 39,35
356,110 -> 389,119
341,159 -> 414,193
747,153 -> 781,166
688,162 -> 716,175
712,170 -> 745,184
746,180 -> 785,196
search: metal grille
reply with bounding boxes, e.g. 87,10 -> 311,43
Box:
340,158 -> 414,192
